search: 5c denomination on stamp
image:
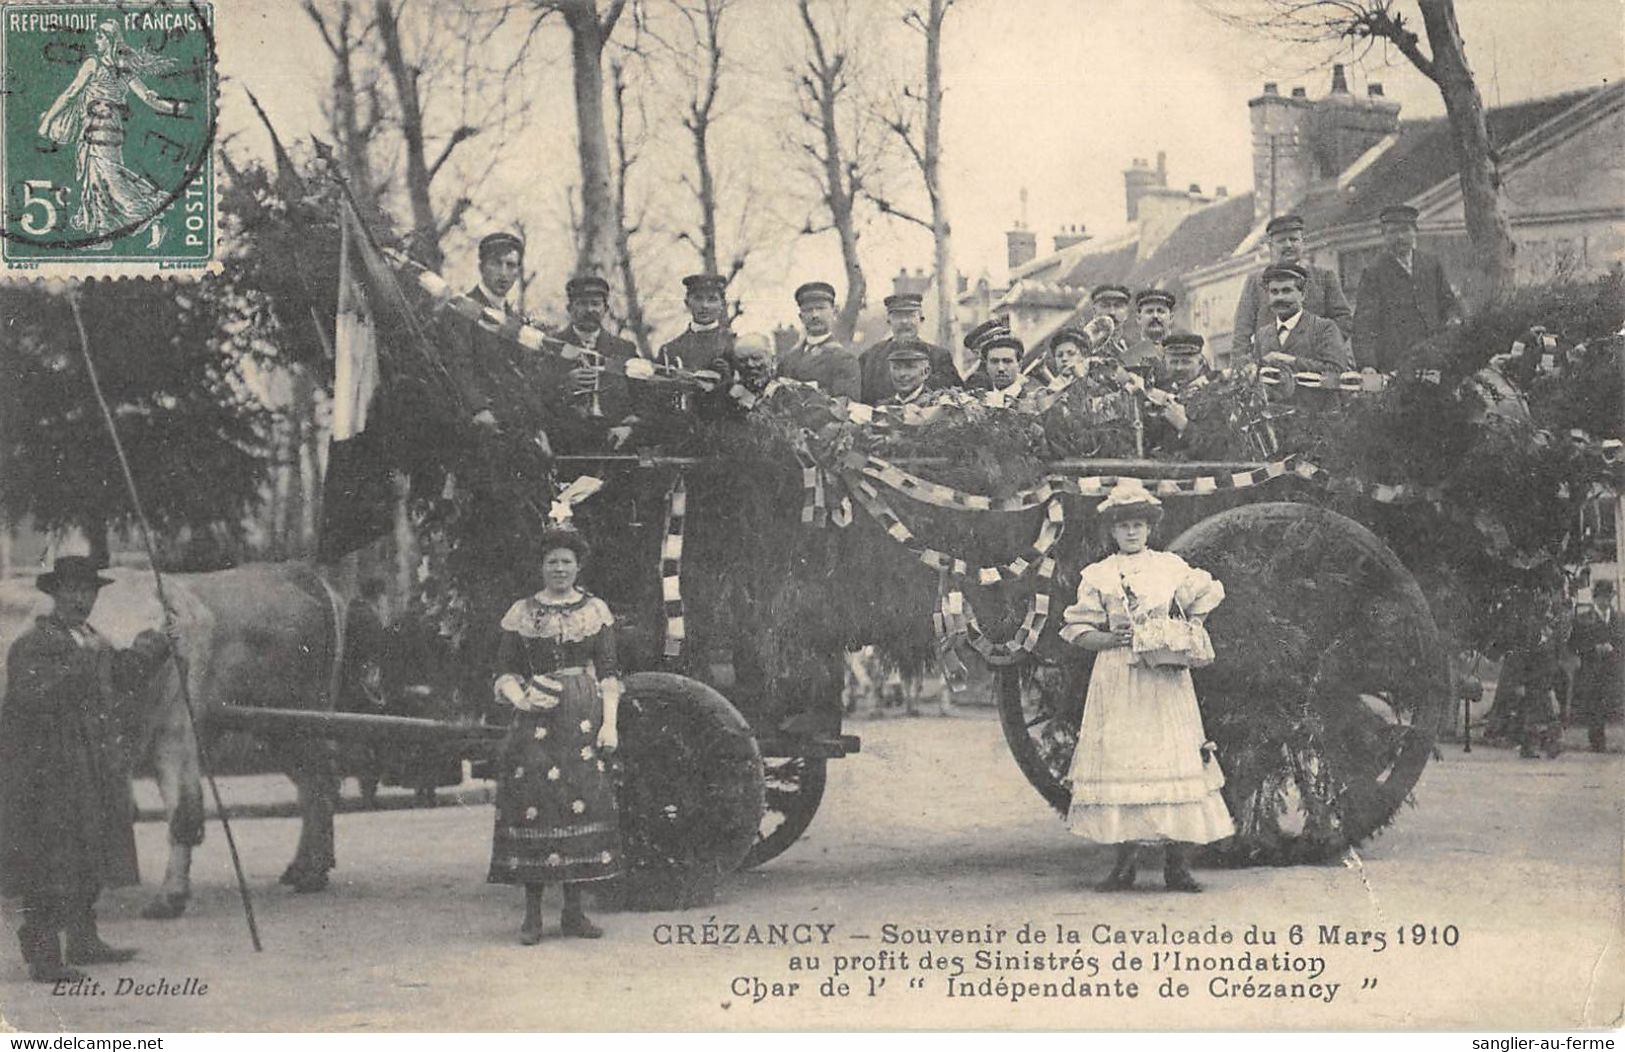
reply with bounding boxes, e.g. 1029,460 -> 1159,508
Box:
1,0 -> 215,276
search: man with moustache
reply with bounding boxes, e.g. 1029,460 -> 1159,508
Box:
1229,214 -> 1353,361
882,340 -> 940,406
778,281 -> 861,400
858,292 -> 957,404
1352,204 -> 1462,373
1252,262 -> 1352,374
976,325 -> 1027,402
1122,289 -> 1175,383
550,274 -> 639,451
1142,332 -> 1211,455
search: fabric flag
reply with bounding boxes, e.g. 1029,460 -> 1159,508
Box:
317,203 -> 395,563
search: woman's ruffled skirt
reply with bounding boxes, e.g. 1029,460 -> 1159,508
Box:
1066,649 -> 1235,845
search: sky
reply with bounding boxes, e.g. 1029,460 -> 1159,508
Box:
218,0 -> 1625,336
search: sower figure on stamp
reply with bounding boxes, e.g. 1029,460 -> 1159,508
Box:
1,558 -> 168,982
1059,481 -> 1234,893
36,19 -> 191,243
487,491 -> 622,945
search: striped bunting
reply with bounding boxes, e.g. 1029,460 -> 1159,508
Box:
660,475 -> 687,660
844,475 -> 1065,585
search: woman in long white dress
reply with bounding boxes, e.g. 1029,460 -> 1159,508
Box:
1060,478 -> 1234,891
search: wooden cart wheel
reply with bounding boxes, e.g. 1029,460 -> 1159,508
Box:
740,756 -> 828,869
612,672 -> 766,909
1168,502 -> 1450,863
996,658 -> 1086,814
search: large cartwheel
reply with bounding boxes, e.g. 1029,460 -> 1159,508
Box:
998,502 -> 1451,863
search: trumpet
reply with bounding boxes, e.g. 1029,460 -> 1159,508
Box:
567,344 -> 607,419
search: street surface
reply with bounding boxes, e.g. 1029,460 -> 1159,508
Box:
1,713 -> 1620,1031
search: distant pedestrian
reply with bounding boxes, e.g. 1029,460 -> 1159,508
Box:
1569,580 -> 1622,753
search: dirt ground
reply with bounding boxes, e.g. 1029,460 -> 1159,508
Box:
1,712 -> 1620,1033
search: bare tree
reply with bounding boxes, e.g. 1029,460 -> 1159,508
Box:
610,57 -> 653,354
789,0 -> 889,343
870,0 -> 958,349
1208,0 -> 1517,297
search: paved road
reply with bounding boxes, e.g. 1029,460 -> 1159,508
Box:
2,714 -> 1620,1032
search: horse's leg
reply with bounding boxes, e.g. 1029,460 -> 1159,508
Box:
282,739 -> 337,893
141,706 -> 202,920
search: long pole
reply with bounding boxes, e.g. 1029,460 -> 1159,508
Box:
69,295 -> 263,953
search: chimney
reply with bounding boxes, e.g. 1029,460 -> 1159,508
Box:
892,267 -> 931,299
1249,80 -> 1313,227
1122,155 -> 1168,222
1135,186 -> 1205,262
1216,185 -> 1229,198
1309,65 -> 1402,180
1290,86 -> 1308,98
1053,224 -> 1090,253
956,273 -> 968,296
1006,225 -> 1038,273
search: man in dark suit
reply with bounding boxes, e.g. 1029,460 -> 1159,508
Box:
1088,284 -> 1135,360
444,232 -> 533,434
647,273 -> 732,433
1230,214 -> 1353,361
1122,288 -> 1175,383
1252,262 -> 1352,373
858,292 -> 956,403
1352,204 -> 1462,372
778,281 -> 861,400
1568,580 -> 1622,752
549,274 -> 639,450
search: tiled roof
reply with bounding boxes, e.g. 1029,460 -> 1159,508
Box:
1298,89 -> 1595,230
1129,192 -> 1256,289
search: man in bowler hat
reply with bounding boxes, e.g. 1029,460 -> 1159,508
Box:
1,558 -> 168,982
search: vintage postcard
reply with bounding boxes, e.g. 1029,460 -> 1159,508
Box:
0,0 -> 1621,1038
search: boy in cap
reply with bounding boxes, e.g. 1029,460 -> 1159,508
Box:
1229,215 -> 1352,361
1,559 -> 168,982
1252,262 -> 1352,374
449,232 -> 530,435
778,282 -> 861,400
1352,205 -> 1462,372
858,292 -> 957,404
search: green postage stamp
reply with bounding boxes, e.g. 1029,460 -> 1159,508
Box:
0,1 -> 215,276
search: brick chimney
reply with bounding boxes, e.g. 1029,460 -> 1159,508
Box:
1308,64 -> 1401,180
1053,224 -> 1090,253
1249,81 -> 1313,227
1122,151 -> 1168,222
891,266 -> 932,299
1136,184 -> 1210,262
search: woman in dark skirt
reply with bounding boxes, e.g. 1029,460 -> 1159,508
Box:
487,527 -> 622,943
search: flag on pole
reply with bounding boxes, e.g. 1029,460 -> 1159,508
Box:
317,202 -> 395,563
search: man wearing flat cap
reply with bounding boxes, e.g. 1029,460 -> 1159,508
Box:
778,281 -> 861,400
1230,215 -> 1353,362
1088,284 -> 1135,361
1,559 -> 169,982
1121,289 -> 1176,383
659,274 -> 734,376
1352,204 -> 1462,373
858,292 -> 957,404
1142,332 -> 1211,455
445,232 -> 535,436
883,339 -> 940,406
1252,262 -> 1353,375
549,274 -> 640,450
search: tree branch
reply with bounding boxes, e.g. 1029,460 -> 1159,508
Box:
427,124 -> 479,183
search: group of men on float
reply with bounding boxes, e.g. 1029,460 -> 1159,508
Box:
450,203 -> 1459,454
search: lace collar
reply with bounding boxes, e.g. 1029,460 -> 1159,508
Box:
500,591 -> 614,642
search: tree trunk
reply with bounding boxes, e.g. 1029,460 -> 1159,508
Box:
1417,0 -> 1516,299
610,61 -> 651,356
376,0 -> 442,269
694,118 -> 720,276
818,88 -> 864,343
563,0 -> 620,278
922,0 -> 955,350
